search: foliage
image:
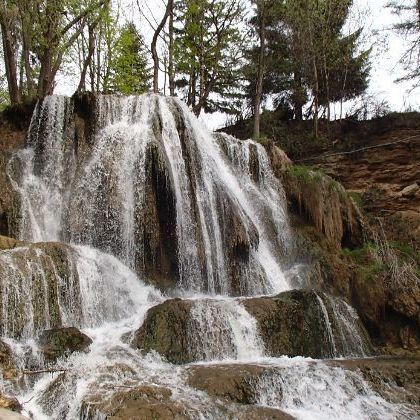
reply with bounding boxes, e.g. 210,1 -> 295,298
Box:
0,0 -> 110,102
387,0 -> 420,89
173,0 -> 245,116
108,23 -> 151,94
243,0 -> 371,127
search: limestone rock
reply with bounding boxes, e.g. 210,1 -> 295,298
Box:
0,394 -> 22,413
242,290 -> 332,358
0,242 -> 81,339
133,298 -> 194,364
134,291 -> 371,362
265,142 -> 292,177
38,327 -> 92,361
81,385 -> 190,420
81,383 -> 293,420
401,183 -> 419,197
283,166 -> 363,249
0,235 -> 24,251
187,364 -> 269,404
330,357 -> 420,413
0,340 -> 18,379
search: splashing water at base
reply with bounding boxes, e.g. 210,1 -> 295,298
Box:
254,357 -> 416,420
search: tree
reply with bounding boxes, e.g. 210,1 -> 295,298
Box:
108,23 -> 151,94
252,0 -> 267,139
244,0 -> 370,137
174,0 -> 245,116
387,0 -> 420,88
151,0 -> 173,93
0,0 -> 109,103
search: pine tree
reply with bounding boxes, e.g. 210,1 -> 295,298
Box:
387,0 -> 420,88
173,0 -> 244,116
108,23 -> 151,95
244,0 -> 370,136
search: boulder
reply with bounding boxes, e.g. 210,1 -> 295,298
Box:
134,291 -> 371,363
38,327 -> 92,361
0,340 -> 18,379
133,298 -> 194,364
187,364 -> 270,404
242,290 -> 331,358
187,364 -> 293,419
0,394 -> 22,413
243,290 -> 372,358
400,183 -> 419,197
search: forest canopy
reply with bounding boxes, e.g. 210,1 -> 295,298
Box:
0,0 -> 418,136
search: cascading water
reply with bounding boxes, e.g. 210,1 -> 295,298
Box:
187,298 -> 264,361
315,293 -> 371,358
0,94 -> 413,419
9,94 -> 291,295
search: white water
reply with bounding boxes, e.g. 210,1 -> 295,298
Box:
254,357 -> 415,420
0,94 -> 411,419
8,94 -> 291,295
188,298 -> 264,361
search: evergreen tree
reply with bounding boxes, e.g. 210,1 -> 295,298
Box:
173,0 -> 245,116
244,0 -> 371,135
109,23 -> 151,94
387,0 -> 420,88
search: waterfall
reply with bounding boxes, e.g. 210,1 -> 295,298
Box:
0,244 -> 161,339
7,96 -> 75,242
254,359 -> 412,420
9,94 -> 291,295
0,93 -> 410,420
315,293 -> 371,358
188,299 -> 264,361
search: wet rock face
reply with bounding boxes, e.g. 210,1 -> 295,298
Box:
82,385 -> 191,420
133,299 -> 194,364
187,364 -> 269,404
330,357 -> 420,413
243,290 -> 332,359
0,242 -> 80,339
81,382 -> 293,420
141,144 -> 180,290
134,291 -> 372,362
0,340 -> 17,379
0,152 -> 21,238
0,235 -> 24,251
38,327 -> 92,361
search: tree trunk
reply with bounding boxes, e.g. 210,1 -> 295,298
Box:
168,5 -> 175,96
1,21 -> 21,105
312,57 -> 319,139
77,26 -> 96,92
253,2 -> 266,139
151,0 -> 173,93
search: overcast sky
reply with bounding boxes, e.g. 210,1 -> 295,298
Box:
57,0 -> 419,130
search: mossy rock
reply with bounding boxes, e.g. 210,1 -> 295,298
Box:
0,235 -> 25,251
133,298 -> 194,364
242,290 -> 332,358
38,327 -> 92,362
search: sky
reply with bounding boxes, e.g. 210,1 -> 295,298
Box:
57,0 -> 420,130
